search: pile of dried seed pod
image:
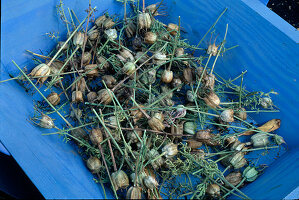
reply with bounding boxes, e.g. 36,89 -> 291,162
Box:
9,1 -> 286,199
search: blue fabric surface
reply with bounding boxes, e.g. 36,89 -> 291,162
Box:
1,0 -> 299,199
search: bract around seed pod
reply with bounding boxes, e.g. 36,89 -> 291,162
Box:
104,28 -> 117,40
89,128 -> 103,145
47,92 -> 60,106
225,171 -> 243,188
72,91 -> 84,103
111,170 -> 129,191
138,12 -> 151,29
153,52 -> 168,65
102,75 -> 116,88
145,3 -> 161,16
29,63 -> 51,83
220,109 -> 235,123
126,186 -> 142,200
203,73 -> 215,89
126,128 -> 142,143
97,89 -> 113,105
39,114 -> 55,129
86,156 -> 101,174
123,62 -> 136,76
206,184 -> 220,198
144,31 -> 157,44
243,166 -> 259,182
162,143 -> 178,158
73,31 -> 85,47
184,121 -> 196,135
250,133 -> 269,148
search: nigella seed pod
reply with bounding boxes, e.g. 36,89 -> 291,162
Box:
148,149 -> 164,170
97,89 -> 113,105
145,3 -> 161,16
161,70 -> 173,83
82,52 -> 92,65
187,140 -> 202,149
97,56 -> 110,73
132,37 -> 143,51
73,31 -> 85,47
47,92 -> 60,106
111,170 -> 129,191
229,152 -> 247,169
230,140 -> 246,151
95,15 -> 107,27
148,114 -> 165,131
130,105 -> 145,124
144,31 -> 157,44
103,17 -> 115,29
206,184 -> 220,198
207,43 -> 218,56
102,75 -> 116,88
123,62 -> 136,76
250,133 -> 269,148
70,108 -> 82,119
89,128 -> 103,145
87,91 -> 97,102
119,49 -> 134,61
235,107 -> 247,120
225,171 -> 243,188
143,176 -> 159,189
72,91 -> 84,103
183,67 -> 195,84
194,130 -> 220,146
130,172 -> 147,187
225,136 -> 238,147
125,20 -> 136,38
186,90 -> 195,102
85,64 -> 99,78
48,60 -> 65,74
39,114 -> 55,129
273,135 -> 286,145
135,51 -> 150,64
172,78 -> 182,91
137,12 -> 151,29
243,166 -> 259,182
71,77 -> 87,94
71,128 -> 86,140
184,121 -> 196,135
176,105 -> 187,118
29,63 -> 51,83
104,28 -> 117,40
126,128 -> 142,143
259,97 -> 273,109
162,143 -> 178,158
88,29 -> 99,41
56,41 -> 68,51
203,91 -> 220,108
86,156 -> 101,174
167,23 -> 179,36
126,186 -> 142,199
153,52 -> 168,65
141,69 -> 156,85
220,109 -> 235,123
203,73 -> 215,89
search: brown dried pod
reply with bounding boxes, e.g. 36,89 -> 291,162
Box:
119,49 -> 134,62
47,92 -> 60,106
111,170 -> 129,191
85,64 -> 99,78
48,60 -> 65,74
148,114 -> 165,131
97,89 -> 113,105
203,73 -> 215,89
123,62 -> 136,76
183,67 -> 195,84
220,109 -> 235,123
86,156 -> 101,174
161,69 -> 174,83
202,90 -> 220,108
167,23 -> 179,36
39,114 -> 55,129
126,128 -> 143,143
196,66 -> 207,80
148,149 -> 164,170
103,17 -> 115,29
225,136 -> 238,147
144,31 -> 157,44
87,91 -> 97,102
194,129 -> 220,146
126,186 -> 142,199
73,31 -> 86,47
95,15 -> 107,27
187,140 -> 203,149
125,20 -> 137,38
153,52 -> 168,65
97,56 -> 110,73
235,107 -> 247,121
72,91 -> 84,103
130,105 -> 145,124
206,184 -> 220,198
71,128 -> 86,140
137,12 -> 151,29
172,77 -> 182,91
56,41 -> 68,51
82,52 -> 92,65
88,29 -> 99,41
135,51 -> 150,64
102,75 -> 116,88
29,63 -> 51,83
162,143 -> 178,158
143,176 -> 159,189
230,140 -> 246,151
225,171 -> 243,188
71,78 -> 87,94
89,128 -> 103,145
70,108 -> 82,119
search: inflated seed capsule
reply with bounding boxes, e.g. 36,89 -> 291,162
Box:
203,90 -> 220,108
259,97 -> 273,109
206,184 -> 220,198
122,62 -> 136,76
87,91 -> 97,102
172,77 -> 182,91
111,170 -> 129,191
119,49 -> 134,62
126,186 -> 142,199
144,31 -> 157,44
82,52 -> 92,65
137,12 -> 151,29
70,108 -> 82,119
162,143 -> 178,158
143,176 -> 159,189
73,31 -> 85,47
186,90 -> 195,102
220,109 -> 235,123
89,128 -> 103,145
250,133 -> 269,148
125,20 -> 136,38
167,23 -> 179,36
243,166 -> 259,182
29,63 -> 51,83
235,107 -> 247,120
104,28 -> 117,40
72,91 -> 84,103
85,64 -> 99,78
102,75 -> 116,88
86,156 -> 101,174
148,113 -> 165,131
88,29 -> 99,41
184,121 -> 196,135
97,89 -> 113,105
161,69 -> 173,83
47,92 -> 60,106
225,171 -> 243,188
39,114 -> 55,129
95,15 -> 107,27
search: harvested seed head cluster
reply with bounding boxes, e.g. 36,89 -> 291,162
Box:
6,0 -> 286,199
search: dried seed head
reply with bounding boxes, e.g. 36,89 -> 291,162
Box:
186,90 -> 196,102
235,107 -> 247,120
86,156 -> 101,174
73,31 -> 86,47
225,171 -> 243,188
207,43 -> 218,56
97,89 -> 113,105
250,133 -> 269,148
47,92 -> 60,106
130,105 -> 145,123
135,51 -> 150,64
225,136 -> 238,147
102,75 -> 116,88
203,91 -> 220,108
172,78 -> 182,91
230,140 -> 246,151
220,109 -> 235,123
126,186 -> 142,199
194,130 -> 220,146
144,31 -> 157,44
167,23 -> 179,36
243,166 -> 259,182
104,28 -> 117,40
145,3 -> 161,16
123,62 -> 136,76
87,91 -> 97,102
119,49 -> 134,62
160,85 -> 173,99
153,52 -> 168,65
203,73 -> 215,89
71,128 -> 86,139
56,41 -> 68,51
162,143 -> 178,158
137,13 -> 151,29
97,56 -> 110,73
148,149 -> 164,170
161,70 -> 174,83
95,15 -> 107,27
82,52 -> 92,65
88,29 -> 99,41
29,63 -> 51,83
206,184 -> 220,198
72,91 -> 84,103
39,114 -> 55,129
111,170 -> 129,191
48,60 -> 65,74
228,152 -> 247,169
143,176 -> 159,189
103,17 -> 115,29
70,108 -> 82,119
85,64 -> 99,78
183,67 -> 195,84
125,20 -> 137,38
187,140 -> 202,149
89,128 -> 103,145
126,128 -> 142,143
259,97 -> 273,109
184,121 -> 196,135
148,115 -> 165,131
130,172 -> 147,187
